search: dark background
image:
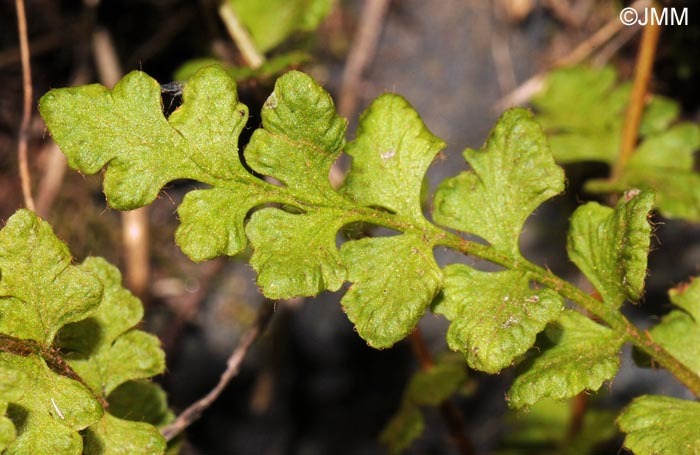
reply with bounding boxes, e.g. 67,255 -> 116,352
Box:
1,1 -> 699,454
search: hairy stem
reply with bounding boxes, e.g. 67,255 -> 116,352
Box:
433,231 -> 700,397
258,174 -> 700,395
161,300 -> 275,442
611,3 -> 661,181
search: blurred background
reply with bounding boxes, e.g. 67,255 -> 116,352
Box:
1,0 -> 699,453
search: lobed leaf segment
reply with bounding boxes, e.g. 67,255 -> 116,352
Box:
0,211 -> 171,455
174,0 -> 331,86
380,354 -> 468,455
39,66 -> 700,453
534,65 -> 700,221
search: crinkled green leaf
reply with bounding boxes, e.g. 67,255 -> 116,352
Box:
649,310 -> 700,376
175,186 -> 266,262
108,381 -> 173,428
648,277 -> 700,376
0,351 -> 24,406
532,66 -> 631,164
668,276 -> 700,321
406,362 -> 467,406
0,408 -> 14,452
589,170 -> 700,222
343,94 -> 446,224
507,310 -> 623,408
56,263 -> 167,454
179,70 -> 352,284
0,353 -> 103,455
83,412 -> 166,455
340,234 -> 442,348
638,96 -> 679,137
498,398 -> 617,455
171,67 -> 316,262
97,331 -> 164,397
41,68 -> 448,349
107,381 -> 175,455
534,66 -> 628,133
227,0 -> 333,52
246,70 -> 346,198
0,212 -> 168,454
243,71 -> 350,297
629,123 -> 700,171
567,190 -> 654,308
586,124 -> 700,221
246,209 -> 346,298
40,65 -> 250,210
534,66 -> 682,164
0,362 -> 23,451
58,258 -> 165,396
379,404 -> 424,455
433,108 -> 565,257
435,265 -> 563,373
0,210 -> 102,345
42,65 -> 353,276
58,258 -> 142,355
618,395 -> 700,455
534,66 -> 700,221
380,356 -> 469,455
544,130 -> 621,164
0,211 -> 105,453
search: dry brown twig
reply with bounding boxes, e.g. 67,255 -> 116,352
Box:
15,0 -> 35,211
611,5 -> 661,181
161,301 -> 275,442
493,0 -> 650,111
338,0 -> 391,120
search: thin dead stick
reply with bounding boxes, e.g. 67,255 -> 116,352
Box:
93,28 -> 151,299
611,7 -> 661,181
494,0 -> 650,111
161,301 -> 275,442
218,2 -> 264,69
34,142 -> 67,218
15,0 -> 35,211
338,0 -> 391,119
408,329 -> 475,455
121,208 -> 150,299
